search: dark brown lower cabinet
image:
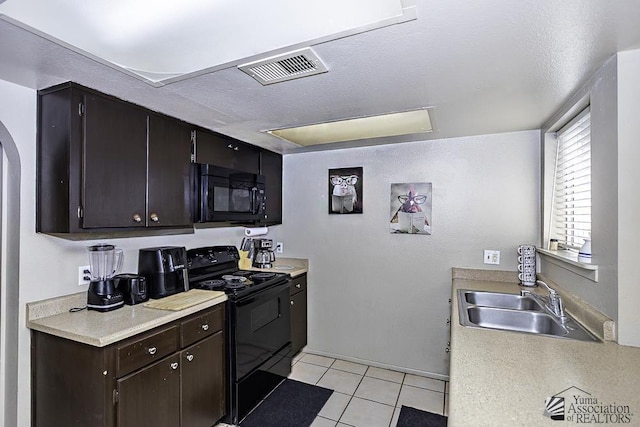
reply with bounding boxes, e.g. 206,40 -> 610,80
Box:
31,305 -> 226,427
117,354 -> 181,427
289,274 -> 308,355
181,332 -> 225,427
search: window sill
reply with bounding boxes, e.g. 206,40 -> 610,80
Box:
537,248 -> 598,282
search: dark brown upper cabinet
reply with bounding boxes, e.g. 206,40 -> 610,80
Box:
260,149 -> 283,225
192,129 -> 260,174
37,82 -> 193,236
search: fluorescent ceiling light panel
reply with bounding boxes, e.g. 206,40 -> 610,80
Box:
0,0 -> 415,84
267,109 -> 433,146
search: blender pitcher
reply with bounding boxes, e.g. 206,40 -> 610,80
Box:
88,244 -> 123,281
86,244 -> 125,312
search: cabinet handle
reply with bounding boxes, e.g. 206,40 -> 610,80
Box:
170,362 -> 179,370
233,146 -> 239,151
132,213 -> 142,223
445,347 -> 450,353
290,300 -> 294,306
227,144 -> 233,149
148,347 -> 157,355
186,354 -> 194,362
295,283 -> 301,289
201,324 -> 209,331
150,213 -> 159,222
446,319 -> 451,325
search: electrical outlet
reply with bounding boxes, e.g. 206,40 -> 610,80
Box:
78,265 -> 91,286
275,242 -> 283,254
483,250 -> 500,265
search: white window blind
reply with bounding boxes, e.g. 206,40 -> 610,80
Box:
552,107 -> 591,249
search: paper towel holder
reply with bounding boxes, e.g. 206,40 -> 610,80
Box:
244,227 -> 269,237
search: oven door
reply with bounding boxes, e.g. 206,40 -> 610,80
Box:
233,282 -> 291,380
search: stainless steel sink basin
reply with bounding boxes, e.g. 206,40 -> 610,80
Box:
466,306 -> 568,335
463,291 -> 545,311
457,289 -> 599,342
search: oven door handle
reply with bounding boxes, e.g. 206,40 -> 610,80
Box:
235,281 -> 289,307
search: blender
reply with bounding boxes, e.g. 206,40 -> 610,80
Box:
86,243 -> 125,312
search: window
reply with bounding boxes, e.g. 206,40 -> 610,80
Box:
550,107 -> 591,250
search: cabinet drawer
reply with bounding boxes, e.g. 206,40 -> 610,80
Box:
181,305 -> 224,348
117,326 -> 179,377
289,274 -> 307,296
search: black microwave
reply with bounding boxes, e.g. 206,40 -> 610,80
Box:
193,163 -> 267,223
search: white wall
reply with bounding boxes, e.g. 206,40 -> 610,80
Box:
540,49 -> 640,347
0,79 -> 259,427
617,49 -> 640,347
540,56 -> 619,319
272,131 -> 540,377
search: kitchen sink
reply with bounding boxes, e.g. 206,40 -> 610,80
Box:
466,306 -> 567,335
457,289 -> 599,342
462,290 -> 546,311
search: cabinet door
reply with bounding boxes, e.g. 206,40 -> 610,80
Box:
82,93 -> 148,228
195,130 -> 260,174
181,332 -> 226,427
147,114 -> 193,227
260,149 -> 283,225
290,288 -> 308,355
117,354 -> 181,427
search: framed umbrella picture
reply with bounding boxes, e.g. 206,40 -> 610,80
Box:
328,167 -> 363,214
390,182 -> 432,234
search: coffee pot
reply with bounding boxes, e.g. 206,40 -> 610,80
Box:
86,244 -> 124,312
252,248 -> 276,269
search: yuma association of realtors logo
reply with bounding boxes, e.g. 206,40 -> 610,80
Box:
544,386 -> 634,424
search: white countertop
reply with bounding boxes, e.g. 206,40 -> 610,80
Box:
27,290 -> 227,347
448,270 -> 640,426
243,257 -> 308,278
26,257 -> 309,347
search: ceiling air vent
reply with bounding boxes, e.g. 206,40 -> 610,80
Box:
238,48 -> 328,85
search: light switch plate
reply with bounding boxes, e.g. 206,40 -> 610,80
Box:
484,250 -> 500,265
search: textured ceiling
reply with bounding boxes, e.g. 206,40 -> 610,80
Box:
1,0 -> 640,154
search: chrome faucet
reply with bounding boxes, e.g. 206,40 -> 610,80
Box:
522,280 -> 567,323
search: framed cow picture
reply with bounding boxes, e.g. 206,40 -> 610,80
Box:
390,182 -> 432,234
328,167 -> 363,214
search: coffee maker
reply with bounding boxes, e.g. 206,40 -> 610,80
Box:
252,239 -> 276,269
138,246 -> 189,299
86,244 -> 125,312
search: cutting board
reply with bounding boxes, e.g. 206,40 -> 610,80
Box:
143,289 -> 225,311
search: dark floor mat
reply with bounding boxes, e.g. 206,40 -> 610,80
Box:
240,379 -> 333,427
396,405 -> 448,427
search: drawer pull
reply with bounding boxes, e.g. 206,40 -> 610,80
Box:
186,354 -> 194,362
148,347 -> 157,355
150,213 -> 159,222
170,362 -> 179,370
132,213 -> 142,223
290,300 -> 294,306
201,324 -> 209,331
295,283 -> 301,289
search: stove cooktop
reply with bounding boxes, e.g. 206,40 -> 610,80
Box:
187,246 -> 289,299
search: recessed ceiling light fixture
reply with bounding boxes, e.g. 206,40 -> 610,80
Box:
265,108 -> 433,146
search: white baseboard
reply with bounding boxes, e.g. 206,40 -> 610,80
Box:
299,347 -> 450,382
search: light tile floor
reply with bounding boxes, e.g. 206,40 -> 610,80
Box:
217,352 -> 449,427
289,352 -> 449,427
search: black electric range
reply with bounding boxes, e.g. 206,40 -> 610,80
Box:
186,246 -> 292,425
187,245 -> 290,298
